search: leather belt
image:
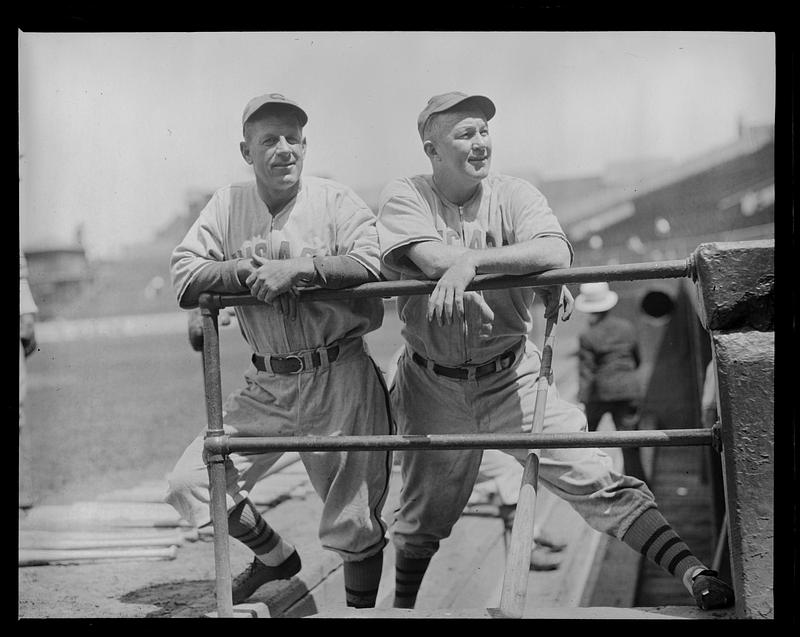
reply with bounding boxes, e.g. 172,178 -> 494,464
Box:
252,344 -> 340,374
411,347 -> 516,380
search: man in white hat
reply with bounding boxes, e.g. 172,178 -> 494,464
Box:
575,282 -> 647,482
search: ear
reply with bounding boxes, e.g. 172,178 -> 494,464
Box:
240,141 -> 253,165
300,136 -> 307,157
423,140 -> 438,160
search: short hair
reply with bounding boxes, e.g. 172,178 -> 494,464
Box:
421,113 -> 450,144
243,104 -> 304,140
421,107 -> 487,145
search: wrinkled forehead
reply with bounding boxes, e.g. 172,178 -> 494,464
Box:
429,107 -> 489,136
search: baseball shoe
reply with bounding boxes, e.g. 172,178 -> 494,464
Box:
231,550 -> 302,604
529,545 -> 562,571
533,528 -> 568,552
690,569 -> 735,610
498,504 -> 568,552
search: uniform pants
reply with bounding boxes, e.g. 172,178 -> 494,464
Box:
166,338 -> 394,562
390,339 -> 656,559
585,399 -> 648,482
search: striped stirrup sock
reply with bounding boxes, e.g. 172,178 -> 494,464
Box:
228,498 -> 295,566
394,552 -> 432,609
622,507 -> 704,584
343,551 -> 384,608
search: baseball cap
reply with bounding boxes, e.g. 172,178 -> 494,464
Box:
242,93 -> 308,131
417,92 -> 496,140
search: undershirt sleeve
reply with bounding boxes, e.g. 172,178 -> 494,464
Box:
178,259 -> 249,309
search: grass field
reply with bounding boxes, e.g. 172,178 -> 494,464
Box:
23,301 -> 581,507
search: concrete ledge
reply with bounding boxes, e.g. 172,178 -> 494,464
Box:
693,240 -> 774,332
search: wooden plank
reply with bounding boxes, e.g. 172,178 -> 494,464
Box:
19,502 -> 192,531
19,531 -> 189,550
308,605 -> 736,619
18,528 -> 199,544
582,536 -> 642,608
19,545 -> 178,566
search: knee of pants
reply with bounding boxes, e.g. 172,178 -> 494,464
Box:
166,464 -> 205,497
165,467 -> 208,508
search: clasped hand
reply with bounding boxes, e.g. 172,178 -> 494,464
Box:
245,255 -> 315,319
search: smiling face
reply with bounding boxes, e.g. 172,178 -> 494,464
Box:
424,107 -> 492,187
240,107 -> 306,204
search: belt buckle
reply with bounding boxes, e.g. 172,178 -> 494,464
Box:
276,354 -> 304,374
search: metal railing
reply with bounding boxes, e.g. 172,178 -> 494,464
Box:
198,255 -> 713,618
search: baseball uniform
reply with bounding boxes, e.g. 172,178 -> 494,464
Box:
377,173 -> 656,559
167,176 -> 393,562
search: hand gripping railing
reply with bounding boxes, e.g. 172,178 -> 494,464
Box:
198,256 -> 711,618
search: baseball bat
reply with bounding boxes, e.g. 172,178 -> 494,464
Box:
498,313 -> 558,618
19,545 -> 178,566
19,532 -> 188,550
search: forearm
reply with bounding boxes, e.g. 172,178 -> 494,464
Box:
313,255 -> 378,289
178,259 -> 250,308
470,237 -> 571,275
407,236 -> 570,279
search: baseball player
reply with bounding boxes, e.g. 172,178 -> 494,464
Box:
385,345 -> 567,571
375,91 -> 734,611
166,93 -> 393,609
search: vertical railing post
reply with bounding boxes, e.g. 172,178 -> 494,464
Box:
200,295 -> 234,618
499,313 -> 557,618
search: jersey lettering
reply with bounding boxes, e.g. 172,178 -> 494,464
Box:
234,237 -> 270,260
277,241 -> 291,260
441,228 -> 462,246
468,229 -> 485,249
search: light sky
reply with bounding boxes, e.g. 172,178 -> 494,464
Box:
18,31 -> 775,259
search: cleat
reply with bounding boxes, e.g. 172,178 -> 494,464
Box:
691,569 -> 735,610
530,545 -> 562,571
231,550 -> 302,604
534,529 -> 568,552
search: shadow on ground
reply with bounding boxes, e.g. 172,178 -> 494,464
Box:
120,580 -> 216,618
120,577 -> 318,618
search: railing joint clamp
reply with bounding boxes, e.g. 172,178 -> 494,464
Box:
711,421 -> 723,453
204,432 -> 230,459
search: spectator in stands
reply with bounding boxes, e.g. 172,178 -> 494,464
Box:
575,282 -> 648,483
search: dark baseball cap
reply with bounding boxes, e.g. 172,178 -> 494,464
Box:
242,93 -> 308,132
417,92 -> 496,140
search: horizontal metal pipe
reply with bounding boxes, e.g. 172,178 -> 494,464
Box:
204,429 -> 712,455
199,258 -> 692,310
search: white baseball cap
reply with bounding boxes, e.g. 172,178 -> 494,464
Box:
242,93 -> 308,133
575,282 -> 619,313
